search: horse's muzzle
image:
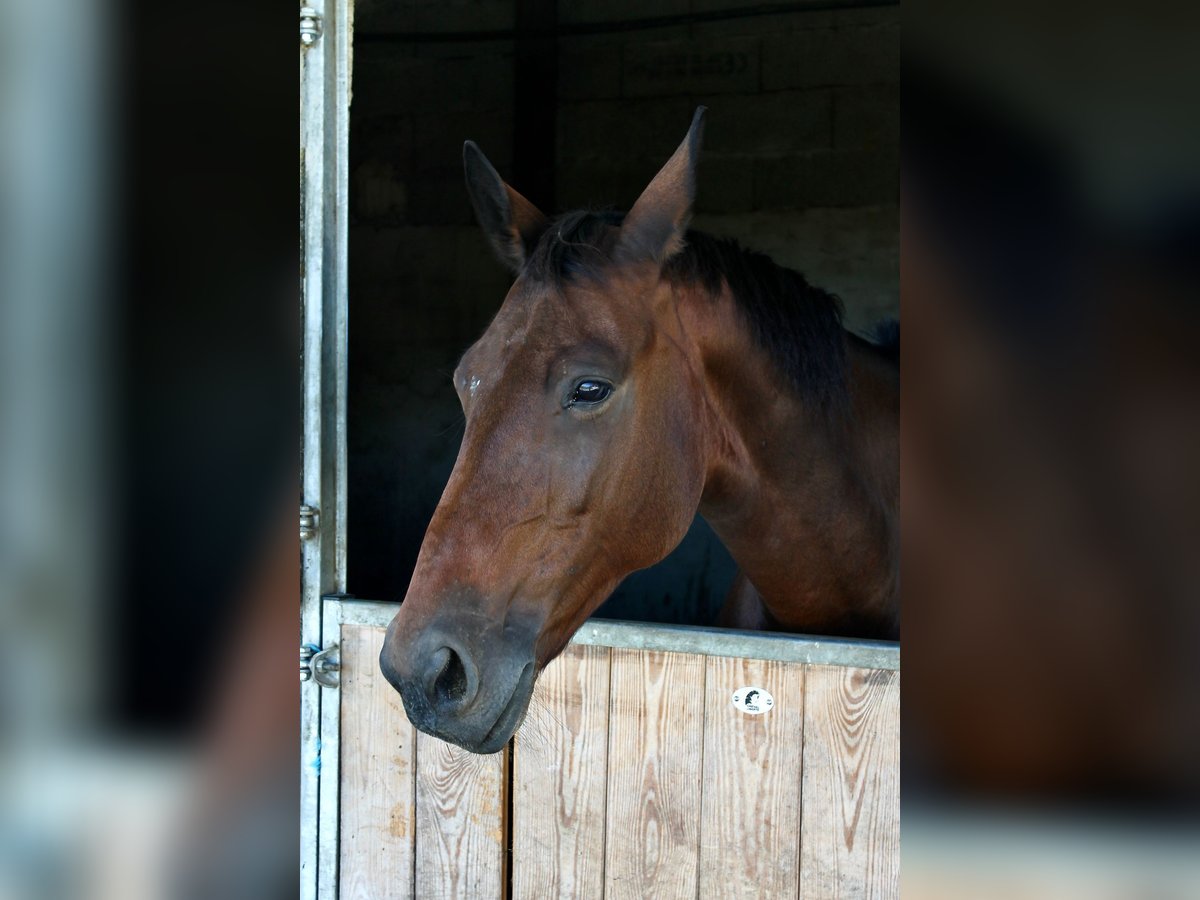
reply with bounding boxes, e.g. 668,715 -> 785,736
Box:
379,606 -> 538,754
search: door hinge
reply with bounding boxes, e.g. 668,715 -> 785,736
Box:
300,7 -> 322,48
300,504 -> 319,540
301,643 -> 339,687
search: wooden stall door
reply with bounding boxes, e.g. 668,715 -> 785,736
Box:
328,612 -> 899,900
512,650 -> 900,899
336,625 -> 508,900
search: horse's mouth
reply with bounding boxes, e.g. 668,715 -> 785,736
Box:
473,661 -> 535,754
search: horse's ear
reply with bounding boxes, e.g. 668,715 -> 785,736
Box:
463,141 -> 548,273
617,106 -> 706,265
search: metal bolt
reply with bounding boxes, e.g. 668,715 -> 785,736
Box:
300,504 -> 319,540
301,643 -> 317,682
300,7 -> 322,47
311,645 -> 340,688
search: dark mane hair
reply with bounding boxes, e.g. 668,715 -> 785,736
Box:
524,209 -> 850,412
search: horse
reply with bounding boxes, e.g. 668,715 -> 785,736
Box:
379,108 -> 899,753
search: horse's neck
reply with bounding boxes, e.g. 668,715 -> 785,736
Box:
683,287 -> 899,637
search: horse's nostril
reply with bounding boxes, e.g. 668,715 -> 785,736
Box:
431,646 -> 469,707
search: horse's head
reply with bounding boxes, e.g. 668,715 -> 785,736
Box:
381,109 -> 710,753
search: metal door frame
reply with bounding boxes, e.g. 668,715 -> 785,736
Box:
300,1 -> 353,898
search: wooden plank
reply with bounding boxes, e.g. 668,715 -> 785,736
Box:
415,732 -> 507,899
338,624 -> 417,900
604,648 -> 705,900
800,666 -> 900,900
698,656 -> 805,899
512,644 -> 611,900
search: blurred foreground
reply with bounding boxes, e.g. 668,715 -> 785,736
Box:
0,0 -> 296,897
903,1 -> 1200,896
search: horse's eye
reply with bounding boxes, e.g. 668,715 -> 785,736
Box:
568,379 -> 613,407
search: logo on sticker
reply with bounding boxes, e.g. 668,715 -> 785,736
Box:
731,687 -> 774,715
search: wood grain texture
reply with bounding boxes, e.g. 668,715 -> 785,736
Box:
800,666 -> 900,900
699,656 -> 805,899
334,620 -> 899,900
512,644 -> 611,900
604,649 -> 705,900
338,624 -> 417,900
415,731 -> 507,899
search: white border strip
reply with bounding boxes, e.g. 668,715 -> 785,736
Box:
573,618 -> 899,670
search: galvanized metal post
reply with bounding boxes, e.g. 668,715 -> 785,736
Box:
299,0 -> 352,897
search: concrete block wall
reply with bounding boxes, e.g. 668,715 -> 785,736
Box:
555,2 -> 899,333
348,1 -> 518,600
347,1 -> 899,611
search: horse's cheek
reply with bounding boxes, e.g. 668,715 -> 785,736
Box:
663,390 -> 707,502
620,404 -> 702,560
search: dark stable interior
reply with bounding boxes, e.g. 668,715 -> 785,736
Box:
347,0 -> 899,623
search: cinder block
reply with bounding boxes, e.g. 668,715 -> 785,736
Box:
762,24 -> 899,90
413,0 -> 514,32
411,40 -> 514,61
348,226 -> 392,307
465,283 -> 510,335
351,225 -> 458,286
690,11 -> 836,38
355,0 -> 416,34
557,98 -> 697,163
454,226 -> 499,275
694,154 -> 755,214
429,55 -> 510,114
556,158 -> 665,210
467,52 -> 517,112
351,48 -> 422,118
406,169 -> 477,225
348,288 -> 408,350
352,55 -> 451,117
558,36 -> 622,100
364,53 -> 501,118
412,110 -> 513,172
833,84 -> 899,151
689,0 -> 775,9
349,234 -> 467,349
428,276 -> 492,343
623,37 -> 759,98
558,0 -> 688,26
835,5 -> 900,27
703,90 -> 831,154
451,226 -> 513,301
352,114 -> 415,174
753,148 -> 898,209
351,159 -> 409,225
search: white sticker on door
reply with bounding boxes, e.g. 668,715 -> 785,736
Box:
731,686 -> 774,715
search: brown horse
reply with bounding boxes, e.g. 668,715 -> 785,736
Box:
380,108 -> 898,753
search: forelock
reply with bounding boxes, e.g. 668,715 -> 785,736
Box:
522,210 -> 625,286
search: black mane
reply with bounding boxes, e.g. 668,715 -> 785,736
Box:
524,209 -> 851,413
